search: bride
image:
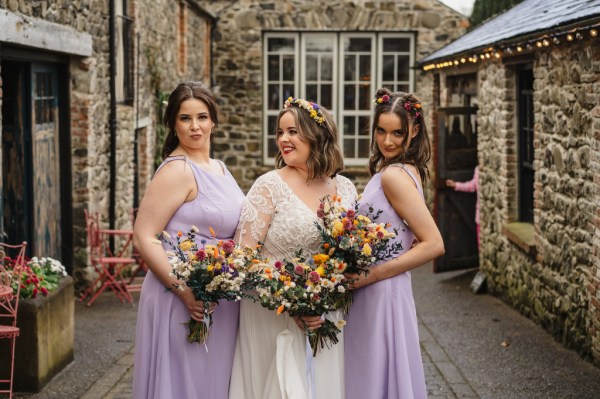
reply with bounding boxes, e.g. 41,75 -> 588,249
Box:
229,98 -> 357,399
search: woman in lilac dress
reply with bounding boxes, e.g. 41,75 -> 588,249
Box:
132,82 -> 244,398
344,88 -> 445,399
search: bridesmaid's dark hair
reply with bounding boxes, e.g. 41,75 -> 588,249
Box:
161,81 -> 219,159
368,88 -> 431,182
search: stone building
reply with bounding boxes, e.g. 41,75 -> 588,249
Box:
1,0 -> 468,286
194,0 -> 468,191
420,0 -> 600,364
0,0 -> 215,284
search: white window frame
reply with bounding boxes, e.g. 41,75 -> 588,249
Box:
377,33 -> 416,93
300,33 -> 338,118
262,32 -> 415,165
338,33 -> 376,166
263,33 -> 299,165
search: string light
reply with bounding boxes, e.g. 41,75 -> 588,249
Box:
422,22 -> 599,71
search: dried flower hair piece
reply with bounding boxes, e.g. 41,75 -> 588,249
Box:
284,97 -> 325,126
403,101 -> 422,120
374,93 -> 422,120
373,94 -> 390,104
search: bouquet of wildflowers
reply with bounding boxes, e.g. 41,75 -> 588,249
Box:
247,250 -> 348,356
316,195 -> 403,311
160,226 -> 256,345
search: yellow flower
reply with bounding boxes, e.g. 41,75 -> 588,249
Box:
332,221 -> 344,238
362,243 -> 372,256
312,253 -> 329,265
207,265 -> 213,272
179,239 -> 193,251
315,266 -> 325,276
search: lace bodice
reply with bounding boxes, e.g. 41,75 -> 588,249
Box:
237,170 -> 358,260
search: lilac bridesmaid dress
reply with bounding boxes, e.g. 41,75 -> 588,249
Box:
133,156 -> 244,399
345,163 -> 427,399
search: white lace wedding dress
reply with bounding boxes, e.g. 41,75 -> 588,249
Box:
229,170 -> 358,399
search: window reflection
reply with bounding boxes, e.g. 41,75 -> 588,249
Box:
268,38 -> 295,52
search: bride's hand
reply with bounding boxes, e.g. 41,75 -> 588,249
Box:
293,315 -> 324,331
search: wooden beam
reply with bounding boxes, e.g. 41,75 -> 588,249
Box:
0,9 -> 92,57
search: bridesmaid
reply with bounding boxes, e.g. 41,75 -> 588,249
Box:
344,88 -> 445,399
132,81 -> 244,398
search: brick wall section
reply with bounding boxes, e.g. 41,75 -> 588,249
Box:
197,0 -> 469,194
476,42 -> 600,364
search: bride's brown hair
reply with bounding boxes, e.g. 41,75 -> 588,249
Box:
274,103 -> 344,182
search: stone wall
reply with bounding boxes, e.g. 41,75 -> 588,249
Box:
476,42 -> 600,363
197,0 -> 469,195
0,0 -> 213,283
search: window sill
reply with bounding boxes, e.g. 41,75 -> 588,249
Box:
502,222 -> 536,257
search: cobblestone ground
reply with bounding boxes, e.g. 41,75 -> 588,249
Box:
81,317 -> 477,399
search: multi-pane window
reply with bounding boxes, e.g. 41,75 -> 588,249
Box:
263,32 -> 415,165
517,65 -> 534,223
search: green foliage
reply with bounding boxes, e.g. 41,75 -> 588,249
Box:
470,0 -> 524,30
144,44 -> 170,171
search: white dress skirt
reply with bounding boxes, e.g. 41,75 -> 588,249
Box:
228,170 -> 357,399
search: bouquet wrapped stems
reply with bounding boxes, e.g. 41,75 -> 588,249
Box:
305,318 -> 343,357
186,304 -> 213,344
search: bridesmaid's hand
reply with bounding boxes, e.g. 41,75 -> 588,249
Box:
177,286 -> 207,322
293,315 -> 324,331
344,271 -> 376,290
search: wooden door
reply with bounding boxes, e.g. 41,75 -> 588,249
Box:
31,64 -> 61,259
434,107 -> 479,272
1,61 -> 33,247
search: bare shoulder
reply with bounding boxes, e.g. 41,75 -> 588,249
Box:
152,159 -> 195,190
381,165 -> 417,191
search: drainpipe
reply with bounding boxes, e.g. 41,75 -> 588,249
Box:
109,0 -> 117,240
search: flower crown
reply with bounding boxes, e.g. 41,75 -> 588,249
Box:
373,94 -> 422,120
284,97 -> 325,126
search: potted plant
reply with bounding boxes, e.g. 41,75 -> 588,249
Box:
0,255 -> 74,392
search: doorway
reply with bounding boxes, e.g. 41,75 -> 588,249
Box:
434,73 -> 479,273
1,57 -> 70,265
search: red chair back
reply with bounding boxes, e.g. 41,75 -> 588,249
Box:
0,241 -> 27,327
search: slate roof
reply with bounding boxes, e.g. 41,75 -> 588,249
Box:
421,0 -> 600,63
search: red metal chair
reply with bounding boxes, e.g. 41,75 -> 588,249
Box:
0,241 -> 27,399
80,210 -> 137,306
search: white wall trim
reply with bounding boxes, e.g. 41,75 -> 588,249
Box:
0,9 -> 92,57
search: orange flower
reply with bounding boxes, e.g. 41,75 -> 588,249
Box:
323,243 -> 330,249
414,103 -> 422,109
177,231 -> 183,237
277,304 -> 285,315
209,226 -> 216,237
